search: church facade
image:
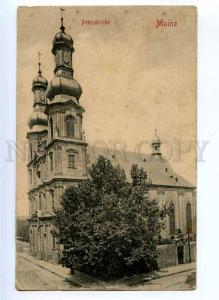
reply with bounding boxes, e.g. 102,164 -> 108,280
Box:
27,16 -> 196,263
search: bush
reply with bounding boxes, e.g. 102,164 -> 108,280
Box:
55,156 -> 166,279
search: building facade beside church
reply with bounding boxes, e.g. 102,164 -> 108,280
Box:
27,16 -> 196,263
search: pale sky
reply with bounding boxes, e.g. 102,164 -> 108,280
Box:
17,6 -> 196,216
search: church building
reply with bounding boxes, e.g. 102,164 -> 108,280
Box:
27,14 -> 196,263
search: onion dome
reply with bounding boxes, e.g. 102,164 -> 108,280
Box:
52,31 -> 74,55
52,16 -> 74,55
28,108 -> 48,129
46,76 -> 82,101
32,74 -> 48,91
32,61 -> 48,92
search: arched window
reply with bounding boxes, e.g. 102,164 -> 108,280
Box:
37,165 -> 41,178
49,152 -> 53,171
68,154 -> 76,168
55,126 -> 59,137
50,118 -> 53,139
50,190 -> 55,210
30,143 -> 33,160
169,203 -> 176,236
39,194 -> 42,210
186,203 -> 192,234
43,193 -> 46,211
66,115 -> 75,138
33,196 -> 36,213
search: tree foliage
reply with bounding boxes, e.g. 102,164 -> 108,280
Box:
55,156 -> 166,279
16,218 -> 29,242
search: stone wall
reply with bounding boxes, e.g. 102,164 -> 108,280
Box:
157,242 -> 196,269
157,244 -> 177,268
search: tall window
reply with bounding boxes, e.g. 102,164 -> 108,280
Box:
43,193 -> 46,211
186,203 -> 192,234
68,154 -> 76,169
169,203 -> 176,235
30,143 -> 33,160
66,116 -> 75,138
49,152 -> 53,171
37,165 -> 41,178
51,190 -> 55,210
39,194 -> 42,210
50,118 -> 53,139
33,197 -> 36,213
52,235 -> 56,249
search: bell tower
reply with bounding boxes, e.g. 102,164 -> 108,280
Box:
45,8 -> 87,180
27,10 -> 88,261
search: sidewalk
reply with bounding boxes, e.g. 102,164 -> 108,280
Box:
18,252 -> 104,288
124,262 -> 196,286
18,252 -> 195,289
157,262 -> 196,278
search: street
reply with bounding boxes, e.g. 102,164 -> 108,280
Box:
16,254 -> 77,290
16,240 -> 79,290
16,241 -> 195,291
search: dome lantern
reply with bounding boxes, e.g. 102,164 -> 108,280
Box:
151,129 -> 162,156
32,52 -> 48,107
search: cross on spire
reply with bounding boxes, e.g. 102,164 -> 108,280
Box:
37,51 -> 42,75
155,128 -> 158,137
60,8 -> 65,32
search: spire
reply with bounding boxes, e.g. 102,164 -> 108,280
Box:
37,51 -> 42,76
32,52 -> 47,91
151,129 -> 162,156
32,52 -> 48,104
60,8 -> 65,33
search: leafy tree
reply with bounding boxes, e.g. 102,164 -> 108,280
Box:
16,218 -> 29,242
55,156 -> 166,279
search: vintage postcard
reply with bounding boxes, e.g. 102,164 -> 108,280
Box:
16,6 -> 197,291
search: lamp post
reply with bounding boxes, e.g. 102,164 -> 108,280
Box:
187,227 -> 192,263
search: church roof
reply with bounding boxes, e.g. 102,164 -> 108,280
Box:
86,147 -> 195,189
